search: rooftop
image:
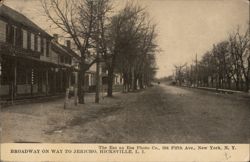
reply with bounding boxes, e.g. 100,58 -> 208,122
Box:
0,4 -> 51,37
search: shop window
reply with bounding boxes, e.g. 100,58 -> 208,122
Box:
16,67 -> 32,85
26,70 -> 31,84
17,68 -> 27,84
0,60 -> 10,85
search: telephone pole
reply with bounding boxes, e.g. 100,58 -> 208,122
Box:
195,53 -> 198,87
95,0 -> 100,103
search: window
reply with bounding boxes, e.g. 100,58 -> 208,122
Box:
37,36 -> 41,52
17,67 -> 29,84
60,56 -> 64,63
71,73 -> 76,85
43,38 -> 47,56
0,60 -> 11,85
0,20 -> 6,42
30,33 -> 35,51
46,41 -> 50,57
69,57 -> 72,65
22,29 -> 28,49
12,26 -> 17,46
6,25 -> 16,45
65,57 -> 69,64
16,28 -> 22,47
41,37 -> 44,55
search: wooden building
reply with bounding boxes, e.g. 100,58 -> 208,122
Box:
0,4 -> 78,102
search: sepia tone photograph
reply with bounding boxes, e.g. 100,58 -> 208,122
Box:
0,0 -> 249,145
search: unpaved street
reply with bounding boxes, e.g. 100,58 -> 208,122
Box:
1,84 -> 249,143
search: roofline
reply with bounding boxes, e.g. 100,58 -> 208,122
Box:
0,4 -> 52,38
51,41 -> 80,59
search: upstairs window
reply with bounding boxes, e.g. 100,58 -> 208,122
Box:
43,38 -> 47,56
37,36 -> 41,52
30,33 -> 35,51
10,26 -> 17,46
0,20 -> 6,42
60,56 -> 64,63
46,41 -> 50,57
16,28 -> 22,47
22,29 -> 28,49
13,26 -> 17,45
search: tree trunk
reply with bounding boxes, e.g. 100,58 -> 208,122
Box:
95,58 -> 100,103
218,76 -> 221,89
240,79 -> 244,91
131,67 -> 135,91
78,62 -> 85,104
133,76 -> 137,91
227,77 -> 231,89
123,73 -> 129,93
245,78 -> 249,92
139,74 -> 144,89
211,77 -> 214,88
235,74 -> 240,90
107,66 -> 114,97
215,75 -> 219,91
222,78 -> 225,89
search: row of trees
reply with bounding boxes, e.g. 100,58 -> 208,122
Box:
108,4 -> 158,94
174,27 -> 250,92
41,0 -> 158,103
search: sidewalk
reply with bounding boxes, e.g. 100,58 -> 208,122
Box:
0,91 -> 109,108
0,91 -> 126,143
192,86 -> 250,98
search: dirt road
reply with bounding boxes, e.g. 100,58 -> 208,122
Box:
1,84 -> 249,143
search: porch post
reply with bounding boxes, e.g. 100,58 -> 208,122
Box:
0,55 -> 2,88
11,59 -> 17,104
31,68 -> 34,96
68,70 -> 71,88
46,69 -> 49,95
54,68 -> 57,94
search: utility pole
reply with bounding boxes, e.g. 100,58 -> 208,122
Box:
0,54 -> 2,87
195,53 -> 198,87
95,0 -> 100,103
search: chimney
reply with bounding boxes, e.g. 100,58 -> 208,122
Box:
53,34 -> 59,42
66,40 -> 71,49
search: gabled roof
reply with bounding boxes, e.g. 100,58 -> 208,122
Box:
0,4 -> 51,38
51,40 -> 80,60
60,45 -> 81,60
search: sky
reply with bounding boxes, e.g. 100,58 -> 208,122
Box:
4,0 -> 250,78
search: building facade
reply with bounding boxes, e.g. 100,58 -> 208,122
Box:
0,4 -> 78,102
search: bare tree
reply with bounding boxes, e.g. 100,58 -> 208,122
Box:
229,28 -> 250,92
41,0 -> 110,103
174,63 -> 187,86
179,26 -> 249,92
104,2 -> 145,96
111,4 -> 158,92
